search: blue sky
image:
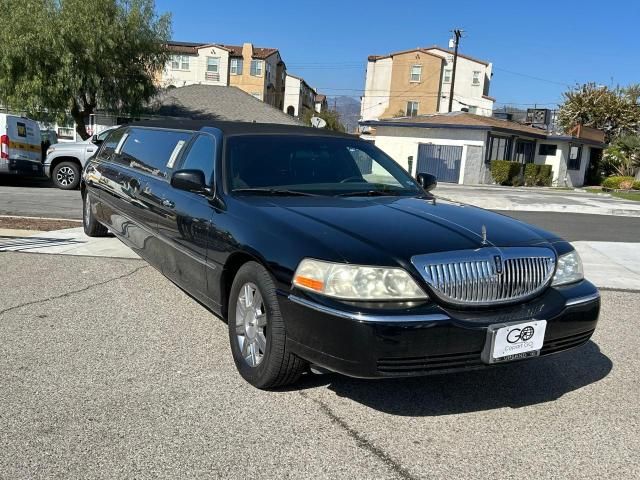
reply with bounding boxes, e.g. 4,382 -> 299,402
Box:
156,0 -> 639,109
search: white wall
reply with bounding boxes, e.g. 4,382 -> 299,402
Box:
534,140 -> 590,187
283,75 -> 302,116
161,46 -> 229,88
360,58 -> 392,122
426,49 -> 494,116
372,125 -> 486,183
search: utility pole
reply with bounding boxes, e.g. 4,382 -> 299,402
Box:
448,29 -> 463,113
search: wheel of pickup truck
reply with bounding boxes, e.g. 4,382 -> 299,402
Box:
52,161 -> 81,190
228,261 -> 308,389
82,191 -> 108,237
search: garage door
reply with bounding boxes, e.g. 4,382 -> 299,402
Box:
417,144 -> 463,183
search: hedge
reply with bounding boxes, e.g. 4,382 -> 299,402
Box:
490,160 -> 522,185
523,163 -> 553,187
602,176 -> 636,190
634,181 -> 640,191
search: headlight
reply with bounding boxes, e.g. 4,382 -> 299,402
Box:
552,250 -> 584,286
293,258 -> 428,300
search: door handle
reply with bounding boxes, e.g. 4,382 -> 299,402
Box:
161,199 -> 175,208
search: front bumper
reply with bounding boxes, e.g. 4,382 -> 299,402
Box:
280,280 -> 600,378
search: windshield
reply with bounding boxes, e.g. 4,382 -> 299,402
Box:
226,135 -> 421,196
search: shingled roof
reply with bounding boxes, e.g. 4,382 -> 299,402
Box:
149,85 -> 301,125
217,44 -> 279,59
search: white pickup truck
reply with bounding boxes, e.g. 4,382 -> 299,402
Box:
44,127 -> 117,189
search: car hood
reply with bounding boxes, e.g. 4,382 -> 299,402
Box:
236,195 -> 561,268
50,140 -> 91,150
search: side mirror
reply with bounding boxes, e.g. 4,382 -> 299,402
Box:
416,172 -> 437,192
91,134 -> 103,145
171,169 -> 208,193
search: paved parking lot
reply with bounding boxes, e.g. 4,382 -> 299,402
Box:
1,252 -> 638,479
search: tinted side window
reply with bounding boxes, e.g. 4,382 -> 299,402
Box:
120,128 -> 192,178
96,128 -> 127,161
180,134 -> 216,185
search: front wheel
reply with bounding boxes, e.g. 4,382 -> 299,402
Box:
228,262 -> 307,389
52,161 -> 81,190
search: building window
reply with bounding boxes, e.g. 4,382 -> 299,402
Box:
568,144 -> 582,170
539,144 -> 557,156
443,69 -> 452,83
230,58 -> 243,75
410,65 -> 422,82
514,140 -> 535,164
472,71 -> 481,85
206,57 -> 219,73
170,55 -> 190,70
266,63 -> 272,83
487,134 -> 512,162
468,106 -> 478,114
250,60 -> 263,76
406,101 -> 419,117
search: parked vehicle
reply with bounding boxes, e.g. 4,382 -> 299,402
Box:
0,114 -> 43,177
44,126 -> 118,189
81,120 -> 600,389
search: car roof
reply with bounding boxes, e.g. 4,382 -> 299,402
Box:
128,119 -> 355,139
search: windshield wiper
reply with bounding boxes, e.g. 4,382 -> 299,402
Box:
232,188 -> 319,197
335,190 -> 398,197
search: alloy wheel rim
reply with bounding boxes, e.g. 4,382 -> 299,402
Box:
57,166 -> 75,186
235,282 -> 267,367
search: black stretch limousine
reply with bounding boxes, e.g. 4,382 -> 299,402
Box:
81,120 -> 600,389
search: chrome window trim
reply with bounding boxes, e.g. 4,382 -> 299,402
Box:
288,295 -> 449,323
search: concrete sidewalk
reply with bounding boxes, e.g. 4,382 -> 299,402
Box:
436,184 -> 640,217
0,227 -> 138,259
1,227 -> 638,291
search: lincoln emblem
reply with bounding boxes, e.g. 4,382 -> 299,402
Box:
481,225 -> 488,245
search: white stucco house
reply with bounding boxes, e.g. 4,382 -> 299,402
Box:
360,112 -> 605,187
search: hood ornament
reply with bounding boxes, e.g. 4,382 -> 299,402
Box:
481,225 -> 488,245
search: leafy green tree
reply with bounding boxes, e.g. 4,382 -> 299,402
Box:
302,108 -> 346,132
558,83 -> 640,143
0,0 -> 171,139
602,135 -> 640,177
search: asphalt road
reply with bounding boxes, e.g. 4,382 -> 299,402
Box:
0,181 -> 638,242
0,252 -> 638,479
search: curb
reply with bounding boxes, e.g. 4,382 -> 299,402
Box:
0,215 -> 82,223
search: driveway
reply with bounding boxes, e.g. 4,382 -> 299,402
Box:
436,184 -> 640,217
0,251 -> 637,479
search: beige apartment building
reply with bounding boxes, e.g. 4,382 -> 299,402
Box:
360,46 -> 494,123
161,41 -> 287,110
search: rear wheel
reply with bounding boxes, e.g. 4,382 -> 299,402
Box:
52,161 -> 81,190
83,191 -> 108,237
228,262 -> 307,389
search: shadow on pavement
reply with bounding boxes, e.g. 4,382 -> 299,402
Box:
0,176 -> 55,188
294,341 -> 611,416
0,235 -> 85,252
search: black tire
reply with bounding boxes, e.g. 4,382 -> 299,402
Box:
52,161 -> 81,190
82,190 -> 108,237
228,262 -> 307,389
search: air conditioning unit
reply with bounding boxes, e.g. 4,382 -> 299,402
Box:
526,108 -> 550,127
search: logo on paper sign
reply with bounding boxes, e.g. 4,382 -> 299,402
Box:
507,326 -> 535,344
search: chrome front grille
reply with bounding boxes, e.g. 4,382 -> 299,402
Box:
411,247 -> 556,306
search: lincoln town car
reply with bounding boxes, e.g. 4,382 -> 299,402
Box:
81,120 -> 600,389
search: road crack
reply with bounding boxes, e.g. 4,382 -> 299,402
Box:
0,264 -> 150,317
299,391 -> 421,480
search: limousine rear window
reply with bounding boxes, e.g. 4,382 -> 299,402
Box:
119,128 -> 193,177
226,135 -> 420,196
